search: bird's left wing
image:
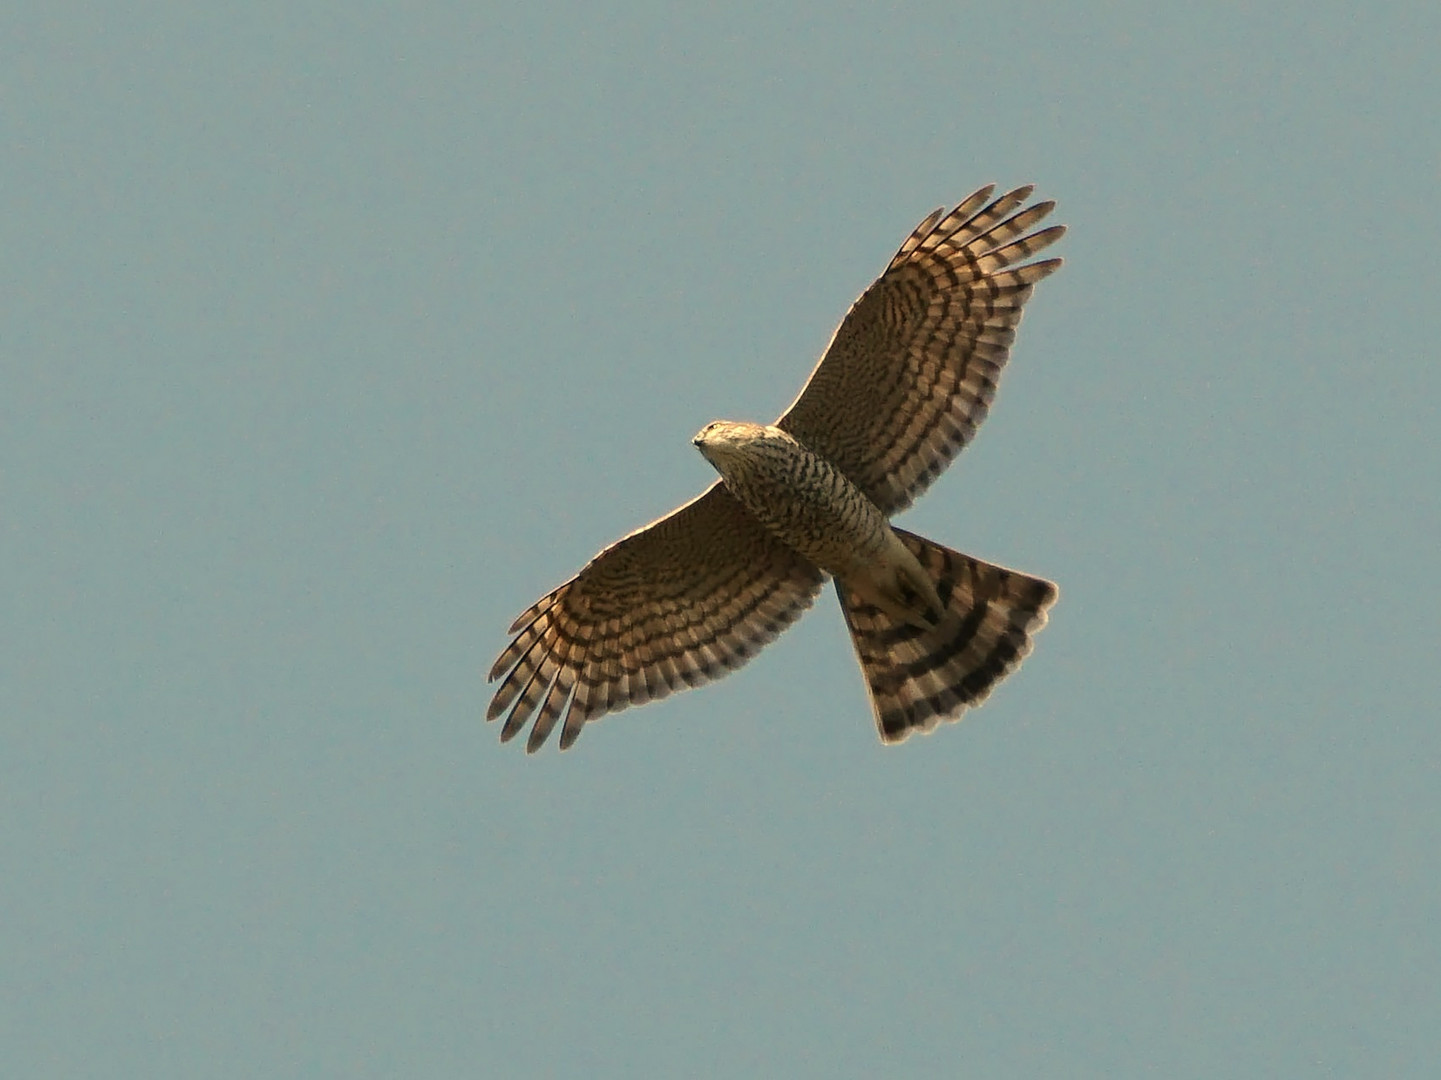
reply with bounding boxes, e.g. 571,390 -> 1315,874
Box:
488,482 -> 826,752
777,185 -> 1064,515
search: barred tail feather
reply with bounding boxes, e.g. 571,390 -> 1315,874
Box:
837,529 -> 1057,743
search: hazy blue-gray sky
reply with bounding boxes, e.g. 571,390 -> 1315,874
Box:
4,3 -> 1439,1076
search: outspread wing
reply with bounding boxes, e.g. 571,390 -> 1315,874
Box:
776,184 -> 1064,515
488,482 -> 827,751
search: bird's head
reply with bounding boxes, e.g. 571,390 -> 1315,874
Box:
694,420 -> 796,479
693,419 -> 755,449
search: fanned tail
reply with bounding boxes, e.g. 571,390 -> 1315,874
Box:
837,529 -> 1057,743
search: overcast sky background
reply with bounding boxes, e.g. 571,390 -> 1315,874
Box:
4,3 -> 1439,1077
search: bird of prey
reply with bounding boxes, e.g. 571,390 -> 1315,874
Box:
489,184 -> 1064,752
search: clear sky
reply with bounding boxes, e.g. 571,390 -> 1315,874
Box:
4,3 -> 1439,1077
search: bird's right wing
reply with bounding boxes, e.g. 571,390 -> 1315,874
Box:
777,185 -> 1064,515
488,482 -> 827,752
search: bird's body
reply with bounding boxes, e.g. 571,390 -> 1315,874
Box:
694,421 -> 942,629
489,184 -> 1064,751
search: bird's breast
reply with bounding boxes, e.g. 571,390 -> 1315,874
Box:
712,435 -> 891,576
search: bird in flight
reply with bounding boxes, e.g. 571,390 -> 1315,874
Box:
489,184 -> 1064,752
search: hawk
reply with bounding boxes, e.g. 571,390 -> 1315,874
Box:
489,184 -> 1064,752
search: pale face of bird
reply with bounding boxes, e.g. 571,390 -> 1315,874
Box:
692,420 -> 794,472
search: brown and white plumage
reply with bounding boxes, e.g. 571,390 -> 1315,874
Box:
489,483 -> 825,751
489,184 -> 1063,751
837,531 -> 1057,742
778,184 -> 1063,514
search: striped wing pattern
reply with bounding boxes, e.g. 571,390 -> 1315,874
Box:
777,184 -> 1064,515
837,529 -> 1058,742
487,483 -> 826,751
